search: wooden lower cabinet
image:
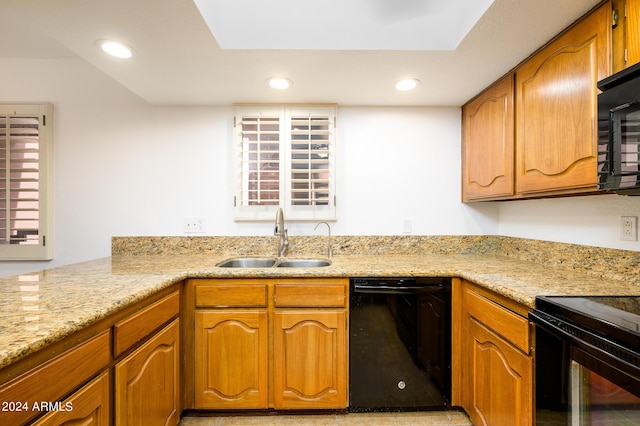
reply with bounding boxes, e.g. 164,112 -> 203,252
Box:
0,331 -> 111,426
453,278 -> 533,426
31,370 -> 110,426
115,319 -> 181,426
273,309 -> 347,409
194,310 -> 268,409
191,278 -> 348,411
0,287 -> 181,426
467,318 -> 533,426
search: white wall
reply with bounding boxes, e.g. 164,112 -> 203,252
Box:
498,195 -> 640,251
0,58 -> 496,277
1,57 -> 638,279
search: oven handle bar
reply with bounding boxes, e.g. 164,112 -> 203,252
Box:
529,310 -> 599,346
353,284 -> 442,294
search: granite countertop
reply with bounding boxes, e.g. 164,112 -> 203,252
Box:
2,240 -> 639,372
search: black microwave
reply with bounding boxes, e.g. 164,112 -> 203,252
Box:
597,62 -> 640,194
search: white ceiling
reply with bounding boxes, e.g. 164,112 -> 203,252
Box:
0,0 -> 603,107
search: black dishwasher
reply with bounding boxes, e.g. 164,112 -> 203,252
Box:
349,277 -> 451,412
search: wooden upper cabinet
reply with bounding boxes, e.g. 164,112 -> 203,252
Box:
627,0 -> 640,65
462,74 -> 515,201
515,2 -> 611,195
612,0 -> 640,71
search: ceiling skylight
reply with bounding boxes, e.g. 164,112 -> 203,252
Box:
193,0 -> 494,51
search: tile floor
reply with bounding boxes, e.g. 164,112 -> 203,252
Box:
179,410 -> 473,425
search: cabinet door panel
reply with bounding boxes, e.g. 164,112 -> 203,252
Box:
468,318 -> 533,426
516,4 -> 609,194
627,0 -> 640,67
195,310 -> 268,409
273,310 -> 347,409
462,74 -> 515,201
32,370 -> 110,426
115,319 -> 180,426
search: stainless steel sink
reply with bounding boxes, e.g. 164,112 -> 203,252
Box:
276,259 -> 331,268
216,257 -> 331,268
216,257 -> 277,268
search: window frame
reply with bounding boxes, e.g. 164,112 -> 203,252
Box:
233,104 -> 337,221
0,103 -> 54,261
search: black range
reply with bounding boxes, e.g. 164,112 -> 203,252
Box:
530,295 -> 640,424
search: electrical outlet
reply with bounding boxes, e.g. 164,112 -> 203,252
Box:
402,218 -> 413,235
621,216 -> 638,241
184,217 -> 205,234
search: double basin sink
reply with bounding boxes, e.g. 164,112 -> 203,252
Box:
217,257 -> 331,268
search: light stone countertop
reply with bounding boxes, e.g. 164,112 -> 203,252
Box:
1,248 -> 639,371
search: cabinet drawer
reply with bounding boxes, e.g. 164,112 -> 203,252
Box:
0,330 -> 111,426
114,291 -> 180,357
195,281 -> 268,308
274,280 -> 346,307
464,288 -> 530,353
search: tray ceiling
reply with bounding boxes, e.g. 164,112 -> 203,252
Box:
0,0 -> 603,106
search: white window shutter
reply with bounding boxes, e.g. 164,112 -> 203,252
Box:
233,105 -> 337,221
285,106 -> 336,220
0,103 -> 54,260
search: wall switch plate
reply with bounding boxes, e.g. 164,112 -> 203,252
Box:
621,216 -> 638,241
184,217 -> 205,234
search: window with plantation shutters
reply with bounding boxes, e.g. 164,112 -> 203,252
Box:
234,105 -> 336,221
290,114 -> 331,206
0,103 -> 53,260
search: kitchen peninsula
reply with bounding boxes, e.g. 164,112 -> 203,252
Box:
1,235 -> 639,425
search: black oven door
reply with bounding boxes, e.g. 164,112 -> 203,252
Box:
569,346 -> 640,424
532,312 -> 640,424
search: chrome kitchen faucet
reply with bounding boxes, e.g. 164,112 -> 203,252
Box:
274,207 -> 288,257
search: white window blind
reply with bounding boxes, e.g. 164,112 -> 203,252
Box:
0,103 -> 53,260
234,105 -> 336,221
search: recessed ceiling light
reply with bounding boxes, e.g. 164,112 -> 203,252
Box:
266,77 -> 292,90
395,79 -> 421,91
97,40 -> 133,59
